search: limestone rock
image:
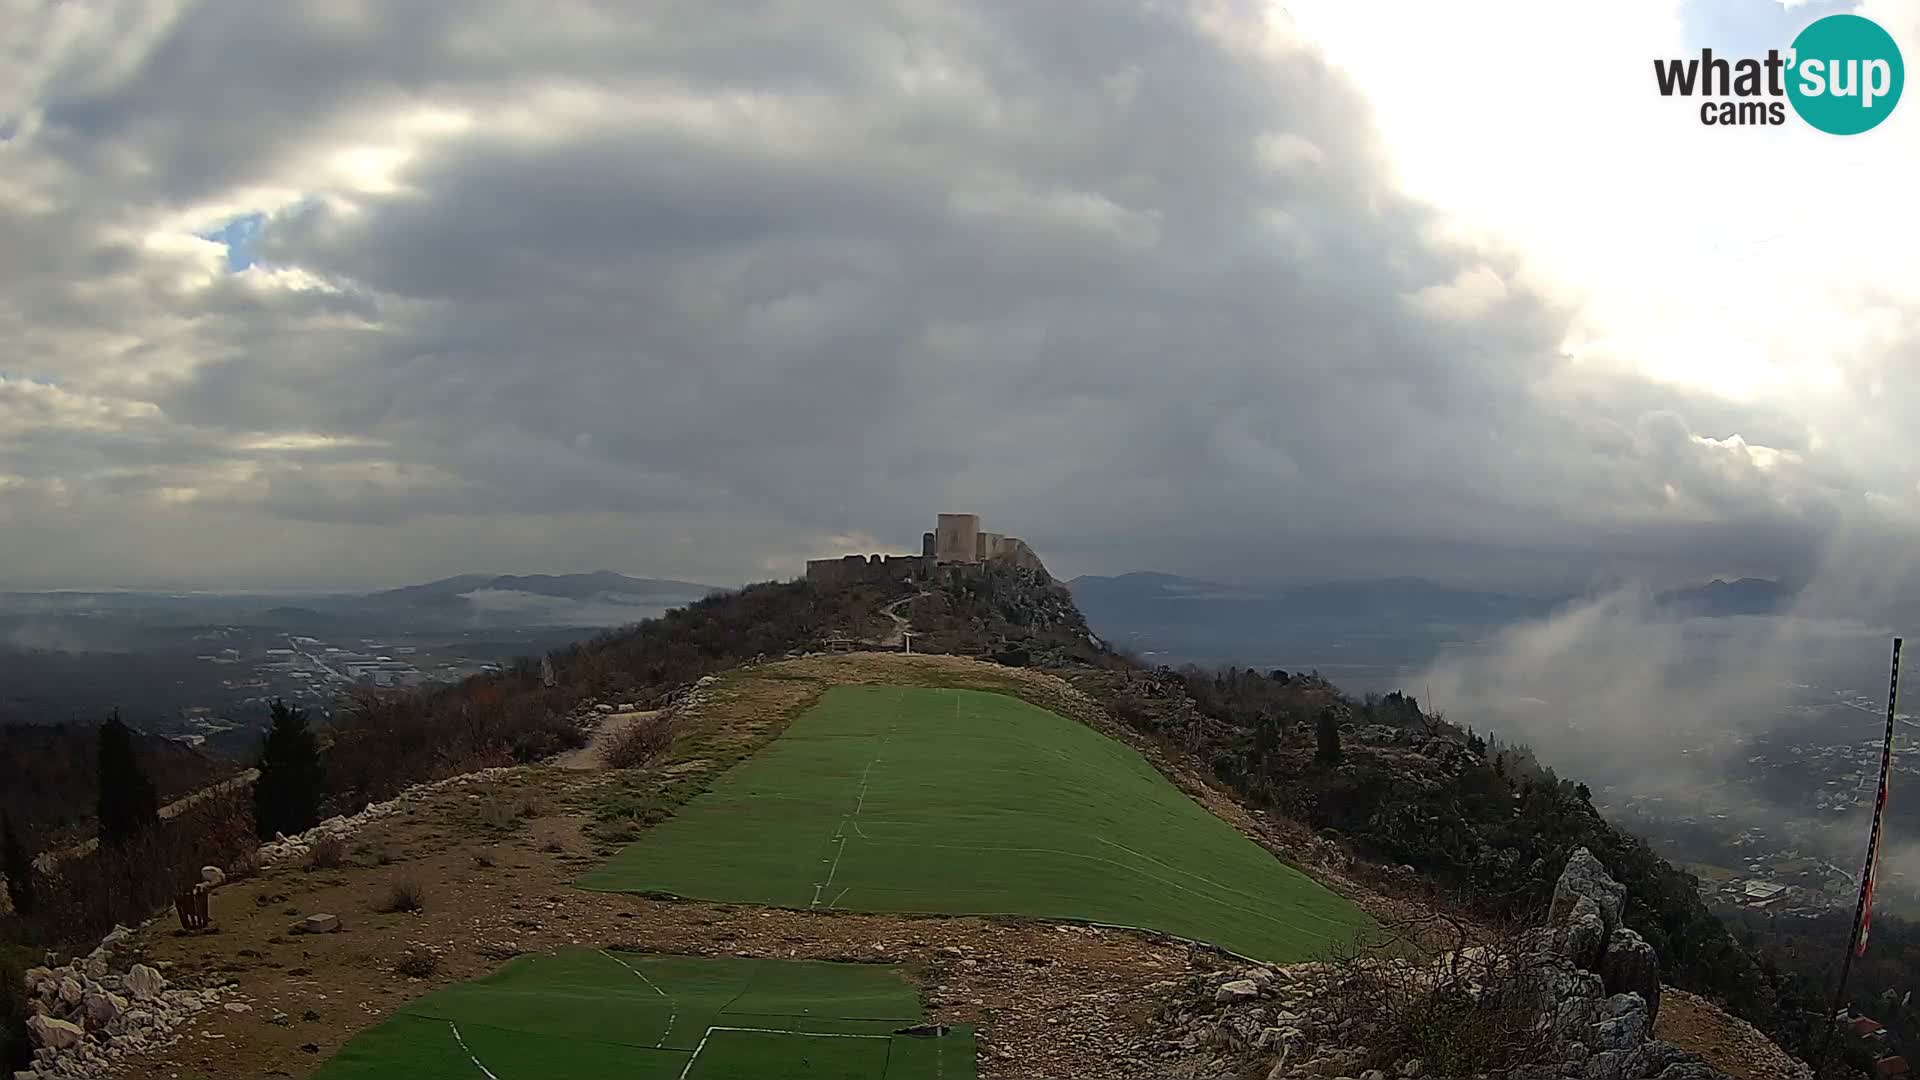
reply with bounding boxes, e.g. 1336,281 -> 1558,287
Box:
1556,896 -> 1608,970
1599,928 -> 1661,1022
25,1016 -> 84,1051
1549,848 -> 1625,942
80,992 -> 124,1028
1589,994 -> 1649,1051
55,978 -> 82,1007
201,865 -> 226,888
300,913 -> 342,934
1637,1041 -> 1730,1080
1214,979 -> 1261,1004
123,965 -> 166,1002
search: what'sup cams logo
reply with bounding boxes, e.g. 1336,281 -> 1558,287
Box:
1654,13 -> 1904,133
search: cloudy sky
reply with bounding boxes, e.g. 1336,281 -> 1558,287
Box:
3,0 -> 1917,591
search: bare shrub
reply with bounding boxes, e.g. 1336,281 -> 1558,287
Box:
379,878 -> 426,914
26,786 -> 260,949
604,716 -> 677,770
226,847 -> 262,882
304,835 -> 346,871
441,746 -> 516,777
325,690 -> 442,808
328,680 -> 589,813
174,786 -> 257,866
476,795 -> 517,831
1317,922 -> 1554,1076
394,946 -> 440,978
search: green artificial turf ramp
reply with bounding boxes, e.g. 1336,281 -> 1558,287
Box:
683,1030 -> 890,1080
313,950 -> 973,1080
579,685 -> 1370,961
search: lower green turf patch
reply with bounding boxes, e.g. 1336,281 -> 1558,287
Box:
579,685 -> 1371,961
314,950 -> 973,1080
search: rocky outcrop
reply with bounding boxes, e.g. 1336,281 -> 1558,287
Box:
1599,929 -> 1661,1024
1147,848 -> 1804,1080
16,924 -> 237,1080
1524,848 -> 1759,1080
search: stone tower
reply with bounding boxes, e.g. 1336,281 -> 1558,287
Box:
934,513 -> 982,564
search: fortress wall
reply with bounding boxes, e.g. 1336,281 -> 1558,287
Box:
805,553 -> 926,587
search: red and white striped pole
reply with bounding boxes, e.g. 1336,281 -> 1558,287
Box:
1820,636 -> 1901,1069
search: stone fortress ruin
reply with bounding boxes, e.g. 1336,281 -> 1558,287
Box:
805,513 -> 1048,586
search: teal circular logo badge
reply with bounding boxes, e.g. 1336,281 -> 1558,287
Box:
1787,14 -> 1904,135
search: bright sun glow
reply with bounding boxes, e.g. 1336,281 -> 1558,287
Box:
1279,0 -> 1920,405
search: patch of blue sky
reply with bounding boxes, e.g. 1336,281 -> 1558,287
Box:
198,212 -> 267,271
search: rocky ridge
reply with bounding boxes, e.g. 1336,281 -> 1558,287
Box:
1152,848 -> 1812,1080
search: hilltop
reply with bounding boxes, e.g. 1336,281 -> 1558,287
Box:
2,558 -> 1844,1079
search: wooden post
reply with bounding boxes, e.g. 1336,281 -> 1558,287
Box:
175,881 -> 211,931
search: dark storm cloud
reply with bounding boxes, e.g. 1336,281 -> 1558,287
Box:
0,0 -> 1902,588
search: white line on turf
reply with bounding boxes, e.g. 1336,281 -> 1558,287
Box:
815,835 -> 849,905
448,1021 -> 499,1080
809,706 -> 900,909
599,949 -> 678,1048
677,1026 -> 893,1080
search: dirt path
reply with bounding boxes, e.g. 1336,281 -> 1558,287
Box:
878,593 -> 917,648
551,709 -> 660,770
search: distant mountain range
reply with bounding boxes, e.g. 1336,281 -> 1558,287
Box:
1067,572 -> 1558,629
1065,571 -> 1795,684
359,570 -> 714,609
1,572 -> 723,637
1651,577 -> 1790,617
297,571 -> 721,628
1063,572 -> 1562,680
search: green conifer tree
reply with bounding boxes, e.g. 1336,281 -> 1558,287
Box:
97,710 -> 159,846
254,700 -> 325,840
